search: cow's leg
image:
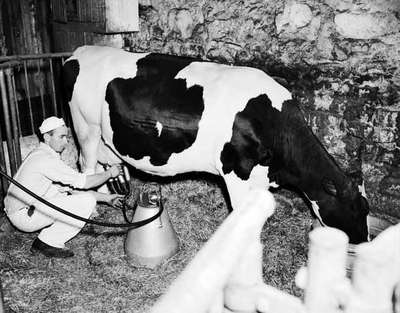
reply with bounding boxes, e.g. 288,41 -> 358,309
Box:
221,165 -> 270,211
220,165 -> 272,312
69,105 -> 102,175
78,124 -> 101,175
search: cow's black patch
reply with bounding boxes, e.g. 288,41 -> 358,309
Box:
220,94 -> 278,180
220,97 -> 308,182
136,53 -> 202,79
62,59 -> 79,103
106,54 -> 205,166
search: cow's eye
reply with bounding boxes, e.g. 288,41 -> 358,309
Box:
322,178 -> 338,197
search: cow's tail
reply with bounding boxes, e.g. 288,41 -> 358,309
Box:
60,58 -> 80,126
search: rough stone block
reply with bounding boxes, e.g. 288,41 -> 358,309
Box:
335,13 -> 400,39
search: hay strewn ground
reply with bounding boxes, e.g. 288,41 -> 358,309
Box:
0,176 -> 311,313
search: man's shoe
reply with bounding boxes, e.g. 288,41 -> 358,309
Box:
30,238 -> 74,258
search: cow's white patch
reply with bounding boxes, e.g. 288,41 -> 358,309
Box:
269,181 -> 279,189
221,165 -> 270,211
155,121 -> 163,137
304,193 -> 327,227
175,62 -> 290,113
310,200 -> 327,227
249,164 -> 270,190
358,182 -> 367,198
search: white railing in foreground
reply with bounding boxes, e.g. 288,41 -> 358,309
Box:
150,188 -> 400,313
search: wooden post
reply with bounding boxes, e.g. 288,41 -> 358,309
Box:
0,276 -> 5,313
150,189 -> 275,313
304,227 -> 349,313
346,224 -> 400,313
224,240 -> 263,312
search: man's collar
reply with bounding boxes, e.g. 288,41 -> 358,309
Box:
39,142 -> 61,158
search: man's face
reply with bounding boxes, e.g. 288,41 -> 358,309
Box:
46,126 -> 68,153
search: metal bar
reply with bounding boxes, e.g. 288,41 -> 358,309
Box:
59,56 -> 71,126
0,53 -> 73,70
5,69 -> 22,168
0,70 -> 17,175
0,52 -> 72,62
49,58 -> 58,116
0,98 -> 9,194
36,59 -> 46,119
23,60 -> 35,133
0,60 -> 25,70
11,69 -> 22,137
56,58 -> 68,123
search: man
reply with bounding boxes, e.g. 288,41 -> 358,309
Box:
4,116 -> 124,258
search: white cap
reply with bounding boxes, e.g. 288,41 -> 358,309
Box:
39,116 -> 65,134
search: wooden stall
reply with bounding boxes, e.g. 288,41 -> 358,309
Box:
50,0 -> 139,52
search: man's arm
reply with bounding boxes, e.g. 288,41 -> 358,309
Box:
71,190 -> 124,206
83,165 -> 122,189
41,155 -> 123,190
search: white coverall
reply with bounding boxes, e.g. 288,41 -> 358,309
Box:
4,142 -> 96,248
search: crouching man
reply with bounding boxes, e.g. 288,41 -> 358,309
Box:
4,116 -> 123,258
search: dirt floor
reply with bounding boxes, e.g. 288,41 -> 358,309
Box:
0,175 -> 312,313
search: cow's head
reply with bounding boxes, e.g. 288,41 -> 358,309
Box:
305,177 -> 369,244
268,100 -> 369,244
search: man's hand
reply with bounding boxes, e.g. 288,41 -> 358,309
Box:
106,194 -> 125,208
57,185 -> 72,194
108,164 -> 124,178
89,191 -> 125,207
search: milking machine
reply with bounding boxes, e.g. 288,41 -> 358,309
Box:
0,165 -> 179,267
103,164 -> 131,195
124,184 -> 179,268
105,168 -> 179,267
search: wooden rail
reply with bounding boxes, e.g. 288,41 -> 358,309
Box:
150,188 -> 400,313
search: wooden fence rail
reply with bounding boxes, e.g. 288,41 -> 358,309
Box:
150,188 -> 400,313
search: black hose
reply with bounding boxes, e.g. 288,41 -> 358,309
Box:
0,168 -> 163,228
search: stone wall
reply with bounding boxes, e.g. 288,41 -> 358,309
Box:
74,0 -> 400,217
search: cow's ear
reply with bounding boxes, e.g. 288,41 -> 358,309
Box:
346,170 -> 363,186
282,99 -> 307,127
322,178 -> 338,197
221,143 -> 236,175
281,99 -> 304,121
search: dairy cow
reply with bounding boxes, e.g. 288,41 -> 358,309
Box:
63,45 -> 369,244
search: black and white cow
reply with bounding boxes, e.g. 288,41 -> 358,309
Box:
63,45 -> 369,244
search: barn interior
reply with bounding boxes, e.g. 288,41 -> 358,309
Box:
0,0 -> 399,312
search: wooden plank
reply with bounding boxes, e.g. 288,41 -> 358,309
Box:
50,0 -> 67,23
50,0 -> 138,34
52,20 -> 106,34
